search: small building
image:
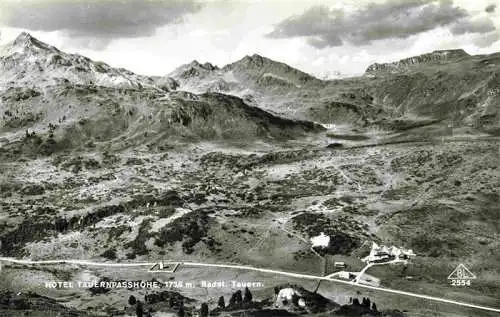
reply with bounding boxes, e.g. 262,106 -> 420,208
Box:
334,262 -> 346,268
275,288 -> 303,307
310,232 -> 330,248
362,242 -> 416,263
336,271 -> 353,280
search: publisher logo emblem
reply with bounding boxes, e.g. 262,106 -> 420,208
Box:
448,263 -> 476,286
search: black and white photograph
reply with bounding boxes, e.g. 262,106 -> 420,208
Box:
0,0 -> 499,316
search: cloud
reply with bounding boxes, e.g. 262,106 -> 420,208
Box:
450,17 -> 496,35
473,31 -> 500,48
267,0 -> 497,48
485,4 -> 496,13
62,36 -> 115,51
0,0 -> 202,49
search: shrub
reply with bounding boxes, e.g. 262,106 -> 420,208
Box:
200,302 -> 209,317
101,248 -> 117,260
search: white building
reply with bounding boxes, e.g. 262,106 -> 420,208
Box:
336,271 -> 352,279
362,242 -> 416,263
310,232 -> 330,248
275,288 -> 303,307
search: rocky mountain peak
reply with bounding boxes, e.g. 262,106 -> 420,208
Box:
169,60 -> 218,79
190,60 -> 217,71
182,60 -> 218,71
222,54 -> 287,73
13,32 -> 35,45
237,54 -> 268,67
10,32 -> 58,52
431,48 -> 469,56
1,32 -> 60,62
187,60 -> 202,67
0,32 -> 171,90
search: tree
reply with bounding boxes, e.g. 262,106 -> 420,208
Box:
229,294 -> 236,307
243,287 -> 253,303
229,290 -> 243,307
218,296 -> 225,308
54,217 -> 68,232
235,290 -> 243,305
372,302 -> 378,312
168,297 -> 175,307
362,297 -> 371,308
291,293 -> 299,306
136,301 -> 144,317
177,305 -> 185,317
200,302 -> 209,317
101,248 -> 117,260
274,286 -> 280,295
128,295 -> 137,306
0,292 -> 11,306
352,298 -> 360,306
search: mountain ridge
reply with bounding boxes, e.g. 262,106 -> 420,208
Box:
1,32 -> 499,139
0,32 -> 177,91
10,31 -> 60,52
364,49 -> 471,74
164,45 -> 498,133
0,32 -> 327,158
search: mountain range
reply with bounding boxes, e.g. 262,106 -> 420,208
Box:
168,46 -> 499,135
0,32 -> 499,156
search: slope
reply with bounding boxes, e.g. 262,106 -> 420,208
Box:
0,32 -> 177,91
0,33 -> 325,159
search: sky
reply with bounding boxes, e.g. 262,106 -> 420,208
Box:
0,0 -> 499,78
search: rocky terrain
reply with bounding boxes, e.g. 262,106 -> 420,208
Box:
0,33 -> 499,317
170,49 -> 500,135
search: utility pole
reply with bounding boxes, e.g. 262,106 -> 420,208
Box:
313,255 -> 327,293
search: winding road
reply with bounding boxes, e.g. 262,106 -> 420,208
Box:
1,257 -> 499,313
